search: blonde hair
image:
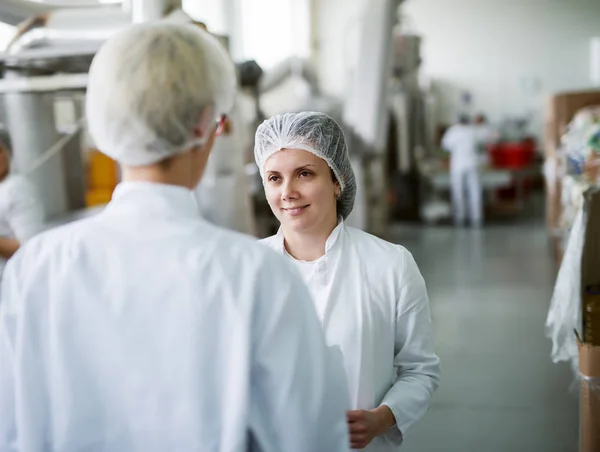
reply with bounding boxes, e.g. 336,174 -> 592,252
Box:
86,22 -> 236,166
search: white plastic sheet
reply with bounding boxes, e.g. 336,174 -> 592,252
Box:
546,207 -> 584,371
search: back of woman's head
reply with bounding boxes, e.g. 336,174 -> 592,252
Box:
86,22 -> 236,166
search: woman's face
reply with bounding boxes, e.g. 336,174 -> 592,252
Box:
264,148 -> 340,235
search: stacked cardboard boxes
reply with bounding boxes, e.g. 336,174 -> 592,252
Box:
546,96 -> 600,450
545,91 -> 600,155
544,90 -> 600,264
578,187 -> 600,452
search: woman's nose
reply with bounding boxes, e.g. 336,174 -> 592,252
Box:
281,180 -> 299,201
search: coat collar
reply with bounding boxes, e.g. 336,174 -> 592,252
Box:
274,217 -> 345,259
103,181 -> 201,220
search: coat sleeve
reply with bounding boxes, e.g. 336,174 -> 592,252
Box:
248,252 -> 350,452
380,248 -> 440,444
6,178 -> 44,243
0,259 -> 20,452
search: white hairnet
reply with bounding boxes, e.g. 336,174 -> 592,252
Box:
86,22 -> 236,166
254,111 -> 356,219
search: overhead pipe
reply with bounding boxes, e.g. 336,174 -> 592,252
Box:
0,0 -> 56,26
6,0 -> 184,55
7,6 -> 130,54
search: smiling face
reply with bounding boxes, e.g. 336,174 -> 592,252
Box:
264,148 -> 340,235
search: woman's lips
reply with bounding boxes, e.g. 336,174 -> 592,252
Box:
283,205 -> 309,216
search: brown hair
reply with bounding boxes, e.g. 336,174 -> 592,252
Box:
0,129 -> 12,158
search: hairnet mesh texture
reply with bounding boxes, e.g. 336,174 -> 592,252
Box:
254,111 -> 356,219
86,22 -> 236,166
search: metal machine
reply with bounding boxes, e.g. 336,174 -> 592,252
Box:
341,0 -> 434,233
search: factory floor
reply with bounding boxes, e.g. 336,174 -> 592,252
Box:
391,202 -> 579,452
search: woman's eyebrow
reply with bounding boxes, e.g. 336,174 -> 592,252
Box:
266,164 -> 317,173
295,164 -> 317,170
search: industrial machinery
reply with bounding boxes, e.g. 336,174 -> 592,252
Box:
341,0 -> 434,234
0,0 -> 435,237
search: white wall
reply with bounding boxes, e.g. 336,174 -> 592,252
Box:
403,0 -> 600,138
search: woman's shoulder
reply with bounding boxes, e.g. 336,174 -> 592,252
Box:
344,225 -> 411,261
2,174 -> 36,193
344,226 -> 426,303
258,233 -> 281,250
0,175 -> 39,209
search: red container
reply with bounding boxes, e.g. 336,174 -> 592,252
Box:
488,139 -> 535,169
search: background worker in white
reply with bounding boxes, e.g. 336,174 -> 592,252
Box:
0,130 -> 43,281
255,112 -> 440,451
0,24 -> 350,452
442,115 -> 483,227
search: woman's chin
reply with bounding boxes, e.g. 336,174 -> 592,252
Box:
280,215 -> 313,233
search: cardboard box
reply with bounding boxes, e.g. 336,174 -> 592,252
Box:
581,187 -> 600,332
545,90 -> 600,157
578,339 -> 600,452
579,187 -> 600,451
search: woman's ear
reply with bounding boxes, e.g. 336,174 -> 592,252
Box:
334,182 -> 341,199
193,106 -> 216,142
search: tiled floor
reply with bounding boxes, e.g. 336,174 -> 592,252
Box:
389,214 -> 579,452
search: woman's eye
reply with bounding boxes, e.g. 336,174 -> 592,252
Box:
268,175 -> 280,182
299,171 -> 312,178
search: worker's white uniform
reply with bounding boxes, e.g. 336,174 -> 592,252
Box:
0,174 -> 43,280
442,124 -> 482,226
261,221 -> 440,451
0,182 -> 350,452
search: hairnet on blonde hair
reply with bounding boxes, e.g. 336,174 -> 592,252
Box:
86,22 -> 236,166
254,111 -> 356,219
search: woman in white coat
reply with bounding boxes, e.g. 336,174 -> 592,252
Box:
0,131 -> 43,281
0,26 -> 350,452
255,112 -> 441,450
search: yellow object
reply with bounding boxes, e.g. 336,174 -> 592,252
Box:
86,189 -> 114,207
86,150 -> 118,207
89,151 -> 118,188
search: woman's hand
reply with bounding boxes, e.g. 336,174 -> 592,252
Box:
347,405 -> 396,449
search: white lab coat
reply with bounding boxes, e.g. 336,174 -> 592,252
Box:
261,221 -> 440,451
0,174 -> 43,280
442,124 -> 482,226
0,182 -> 350,452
